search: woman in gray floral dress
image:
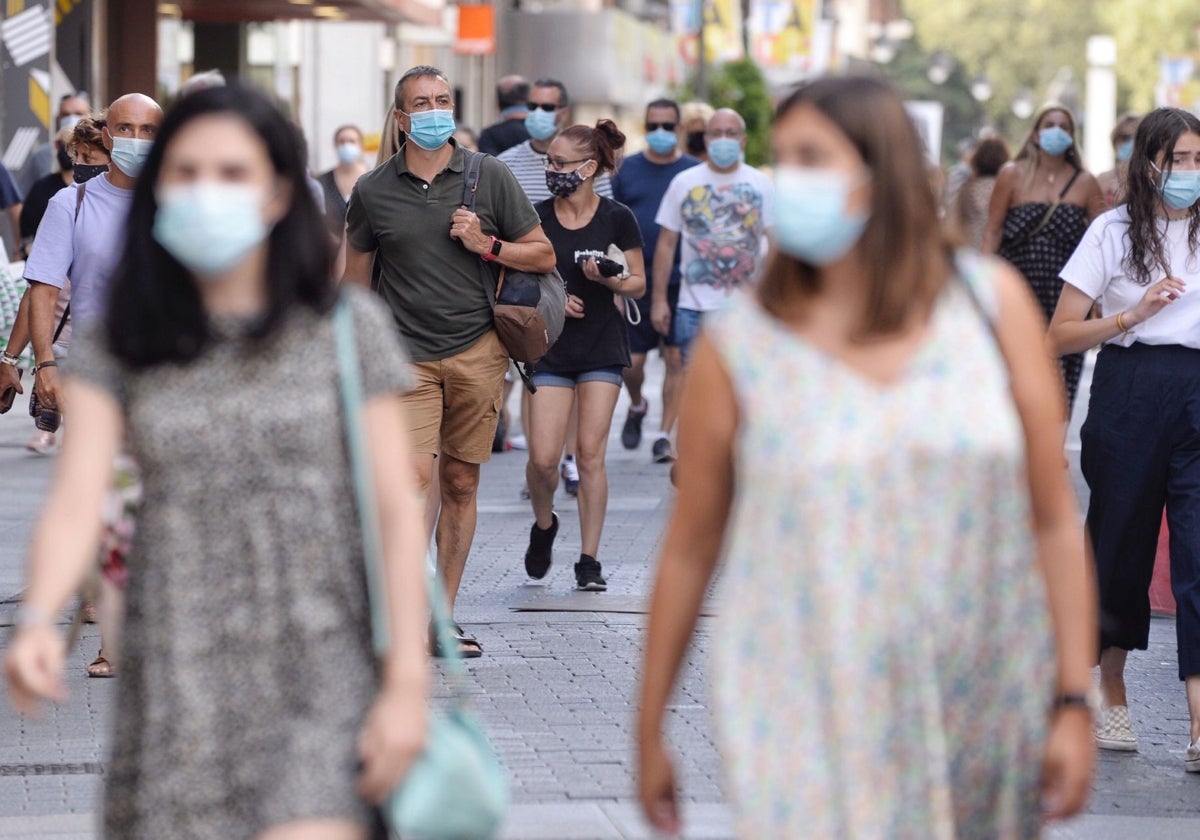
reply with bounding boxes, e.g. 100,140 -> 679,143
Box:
6,85 -> 430,840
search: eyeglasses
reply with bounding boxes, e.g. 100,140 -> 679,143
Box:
646,122 -> 677,132
544,157 -> 591,171
526,102 -> 560,113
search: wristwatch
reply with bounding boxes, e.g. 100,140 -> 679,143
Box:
481,235 -> 502,263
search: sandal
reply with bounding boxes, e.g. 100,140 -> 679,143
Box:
430,621 -> 483,659
87,651 -> 116,678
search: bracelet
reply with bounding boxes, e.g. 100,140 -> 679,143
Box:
13,603 -> 54,629
1053,691 -> 1097,715
33,360 -> 57,374
1,352 -> 19,367
1115,311 -> 1129,334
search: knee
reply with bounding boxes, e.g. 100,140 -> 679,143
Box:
575,448 -> 606,478
663,349 -> 683,375
527,457 -> 558,485
439,461 -> 480,504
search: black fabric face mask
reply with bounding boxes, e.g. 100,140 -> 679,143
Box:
686,131 -> 707,155
73,163 -> 108,184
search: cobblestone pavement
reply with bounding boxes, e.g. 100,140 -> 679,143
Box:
1,354 -> 1197,839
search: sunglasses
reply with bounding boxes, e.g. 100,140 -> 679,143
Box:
526,102 -> 560,112
646,122 -> 677,132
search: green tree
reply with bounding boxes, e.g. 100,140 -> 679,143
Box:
675,59 -> 773,166
1097,0 -> 1199,112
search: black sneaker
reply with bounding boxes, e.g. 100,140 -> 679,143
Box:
621,402 -> 648,450
651,437 -> 674,464
524,513 -> 558,580
575,554 -> 607,591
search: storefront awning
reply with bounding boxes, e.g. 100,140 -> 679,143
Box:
169,0 -> 444,28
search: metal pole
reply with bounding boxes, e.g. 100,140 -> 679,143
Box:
697,0 -> 708,100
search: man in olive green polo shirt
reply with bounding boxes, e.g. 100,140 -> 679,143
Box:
343,65 -> 556,657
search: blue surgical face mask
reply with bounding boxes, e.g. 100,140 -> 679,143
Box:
1038,126 -> 1074,157
153,182 -> 270,278
1116,140 -> 1134,164
773,165 -> 870,267
335,142 -> 361,165
109,136 -> 154,177
646,128 -> 678,155
1153,163 -> 1200,211
402,109 -> 456,151
708,137 -> 742,169
525,107 -> 558,142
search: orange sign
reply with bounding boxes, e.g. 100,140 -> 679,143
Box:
456,5 -> 495,56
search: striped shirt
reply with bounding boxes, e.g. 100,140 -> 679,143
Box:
496,140 -> 613,203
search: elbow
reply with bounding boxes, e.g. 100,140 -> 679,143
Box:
533,244 -> 557,273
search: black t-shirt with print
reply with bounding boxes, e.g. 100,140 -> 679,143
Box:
535,196 -> 644,373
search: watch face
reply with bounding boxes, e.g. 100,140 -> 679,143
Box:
491,238 -> 502,256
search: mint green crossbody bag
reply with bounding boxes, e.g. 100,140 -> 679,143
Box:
334,297 -> 508,839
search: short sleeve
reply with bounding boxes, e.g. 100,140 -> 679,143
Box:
481,156 -> 541,242
0,164 -> 21,207
1059,214 -> 1118,300
345,287 -> 413,399
344,183 -> 377,254
655,174 -> 684,232
63,323 -> 127,402
22,188 -> 76,289
613,202 -> 644,252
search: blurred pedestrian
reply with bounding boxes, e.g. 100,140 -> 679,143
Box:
318,124 -> 368,240
0,163 -> 21,261
611,98 -> 698,457
178,68 -> 225,98
343,65 -> 556,657
638,74 -> 1097,838
1049,106 -> 1200,771
950,136 -> 1010,249
1097,112 -> 1141,208
15,93 -> 89,195
5,83 -> 430,839
649,107 -> 773,461
453,126 -> 479,153
679,101 -> 714,163
478,74 -> 530,156
942,136 -> 975,215
523,120 -> 645,592
983,103 -> 1105,415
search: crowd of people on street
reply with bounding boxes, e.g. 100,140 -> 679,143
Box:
1,59 -> 1198,840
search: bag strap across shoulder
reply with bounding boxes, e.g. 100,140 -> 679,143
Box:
461,150 -> 500,309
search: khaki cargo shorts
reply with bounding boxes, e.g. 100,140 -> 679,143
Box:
404,330 -> 509,464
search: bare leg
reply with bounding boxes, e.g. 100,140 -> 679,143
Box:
623,352 -> 647,408
436,454 -> 483,610
1187,675 -> 1200,743
1099,646 -> 1129,708
526,386 -> 574,529
660,346 -> 683,437
564,397 -> 579,461
575,381 -> 621,557
257,819 -> 365,840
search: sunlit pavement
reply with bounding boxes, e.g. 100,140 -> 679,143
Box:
1,351 -> 1197,839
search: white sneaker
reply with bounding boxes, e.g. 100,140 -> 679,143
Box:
26,430 -> 58,455
1095,705 -> 1138,751
1186,740 -> 1200,773
508,434 -> 528,450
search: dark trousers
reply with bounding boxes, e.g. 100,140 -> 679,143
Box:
1081,343 -> 1200,680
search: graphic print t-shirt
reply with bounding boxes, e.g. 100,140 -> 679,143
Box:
655,163 -> 774,312
535,196 -> 643,373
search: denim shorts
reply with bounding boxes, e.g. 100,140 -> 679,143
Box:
531,366 -> 624,389
673,308 -> 705,366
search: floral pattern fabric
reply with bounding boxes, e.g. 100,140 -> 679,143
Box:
704,272 -> 1056,839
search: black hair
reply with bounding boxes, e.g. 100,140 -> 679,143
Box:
394,65 -> 449,111
1122,107 -> 1200,286
532,78 -> 569,109
498,79 -> 530,110
645,98 -> 681,122
105,83 -> 334,368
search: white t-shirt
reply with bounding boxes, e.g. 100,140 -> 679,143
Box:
23,173 -> 135,326
1060,205 -> 1200,348
655,162 -> 774,312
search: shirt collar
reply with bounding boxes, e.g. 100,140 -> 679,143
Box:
392,138 -> 464,178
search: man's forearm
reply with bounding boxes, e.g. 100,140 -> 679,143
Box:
496,238 -> 556,274
27,282 -> 60,362
5,288 -> 33,356
652,239 -> 675,305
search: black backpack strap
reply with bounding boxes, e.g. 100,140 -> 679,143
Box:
462,150 -> 498,307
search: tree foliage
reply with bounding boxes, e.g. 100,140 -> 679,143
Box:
674,59 -> 774,166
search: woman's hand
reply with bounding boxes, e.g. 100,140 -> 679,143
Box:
356,685 -> 428,804
565,294 -> 585,319
638,734 -> 681,835
5,624 -> 66,716
580,257 -> 606,285
1128,276 -> 1186,327
1040,707 -> 1095,820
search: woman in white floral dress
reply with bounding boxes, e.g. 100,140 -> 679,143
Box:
638,76 -> 1098,838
